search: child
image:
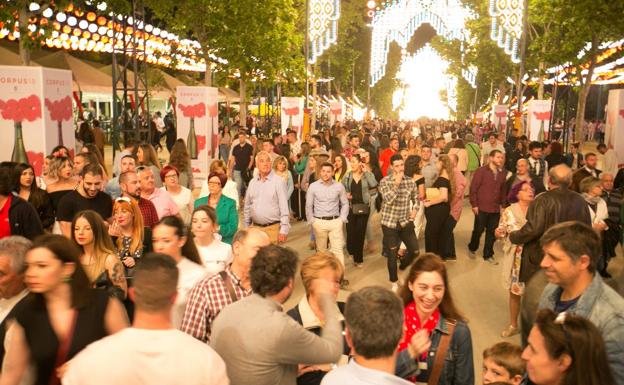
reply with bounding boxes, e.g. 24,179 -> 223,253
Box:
483,342 -> 525,385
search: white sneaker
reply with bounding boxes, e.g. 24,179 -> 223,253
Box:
391,282 -> 400,292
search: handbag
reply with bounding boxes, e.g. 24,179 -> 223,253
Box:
351,203 -> 370,215
427,320 -> 456,385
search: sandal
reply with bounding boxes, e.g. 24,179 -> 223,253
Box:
501,325 -> 520,338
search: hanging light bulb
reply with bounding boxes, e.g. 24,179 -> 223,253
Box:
42,8 -> 53,18
56,12 -> 67,23
29,2 -> 40,12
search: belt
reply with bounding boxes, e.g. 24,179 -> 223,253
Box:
252,221 -> 280,227
314,216 -> 339,220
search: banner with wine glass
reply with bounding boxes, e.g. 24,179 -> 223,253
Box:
605,89 -> 624,165
527,99 -> 552,141
0,66 -> 73,176
492,105 -> 508,131
281,97 -> 304,136
329,100 -> 344,126
175,86 -> 218,185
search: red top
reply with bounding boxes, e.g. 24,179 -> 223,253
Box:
379,148 -> 397,176
0,195 -> 12,239
398,301 -> 440,361
138,197 -> 159,228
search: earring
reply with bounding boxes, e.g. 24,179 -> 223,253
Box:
62,275 -> 72,284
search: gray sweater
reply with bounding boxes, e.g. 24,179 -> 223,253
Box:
210,293 -> 343,385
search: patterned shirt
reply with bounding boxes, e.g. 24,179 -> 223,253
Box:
137,197 -> 159,228
378,175 -> 419,229
180,265 -> 251,343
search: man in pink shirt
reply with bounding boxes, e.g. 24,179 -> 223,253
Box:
138,166 -> 179,219
443,154 -> 467,260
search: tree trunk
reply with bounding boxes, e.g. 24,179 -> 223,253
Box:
537,60 -> 545,100
18,8 -> 31,66
239,78 -> 247,129
575,41 -> 598,145
497,80 -> 508,104
204,66 -> 212,86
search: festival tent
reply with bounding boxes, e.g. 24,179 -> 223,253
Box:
36,51 -> 113,94
0,45 -> 32,66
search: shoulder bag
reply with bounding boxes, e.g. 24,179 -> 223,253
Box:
427,320 -> 457,385
219,271 -> 238,302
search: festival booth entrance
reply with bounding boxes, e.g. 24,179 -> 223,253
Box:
0,66 -> 74,175
605,89 -> 624,166
527,99 -> 551,141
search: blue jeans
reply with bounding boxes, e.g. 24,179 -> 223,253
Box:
233,170 -> 244,199
219,144 -> 229,163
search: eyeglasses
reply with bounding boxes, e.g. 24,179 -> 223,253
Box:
208,181 -> 222,186
164,173 -> 178,179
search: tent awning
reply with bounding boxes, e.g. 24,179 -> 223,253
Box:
36,51 -> 113,94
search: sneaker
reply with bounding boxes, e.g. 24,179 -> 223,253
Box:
391,282 -> 400,292
485,257 -> 499,265
501,325 -> 520,338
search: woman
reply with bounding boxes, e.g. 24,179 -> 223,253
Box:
77,121 -> 94,146
424,155 -> 454,257
545,141 -> 567,170
46,156 -> 77,229
495,181 -> 534,338
220,126 -> 232,164
168,139 -> 194,189
160,165 -> 193,224
522,309 -> 615,385
565,142 -> 584,170
342,154 -> 377,267
292,142 -> 311,220
579,176 -> 610,276
152,216 -> 206,328
135,143 -> 162,187
198,159 -> 239,208
404,155 -> 426,242
193,172 -> 238,244
273,155 -> 294,199
0,235 -> 128,385
407,137 -> 420,156
448,139 -> 468,173
15,163 -> 55,230
39,155 -> 56,189
287,252 -> 348,385
72,210 -> 127,300
192,205 -> 232,276
397,253 -> 474,385
109,197 -> 152,278
332,154 -> 347,182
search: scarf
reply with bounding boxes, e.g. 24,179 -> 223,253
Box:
398,302 -> 440,361
582,193 -> 601,206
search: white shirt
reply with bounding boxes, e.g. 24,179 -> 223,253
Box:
62,328 -> 229,385
0,289 -> 28,323
161,186 -> 192,224
199,179 -> 239,209
603,149 -> 618,176
174,258 -> 207,328
321,359 -> 411,385
196,238 -> 233,277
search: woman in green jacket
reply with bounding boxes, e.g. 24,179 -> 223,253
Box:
194,172 -> 238,244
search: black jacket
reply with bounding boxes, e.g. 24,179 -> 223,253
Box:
8,194 -> 44,240
509,187 -> 591,282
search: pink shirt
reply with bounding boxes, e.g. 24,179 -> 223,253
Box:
146,188 -> 180,219
450,169 -> 467,221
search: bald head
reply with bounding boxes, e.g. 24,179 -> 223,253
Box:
548,164 -> 572,188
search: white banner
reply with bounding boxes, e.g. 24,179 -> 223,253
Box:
0,66 -> 73,175
605,89 -> 624,166
281,97 -> 304,136
527,99 -> 552,141
176,86 -> 218,184
492,104 -> 508,131
329,100 -> 344,126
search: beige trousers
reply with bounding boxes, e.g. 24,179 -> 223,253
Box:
312,218 -> 345,266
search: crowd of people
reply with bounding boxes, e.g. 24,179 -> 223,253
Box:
0,117 -> 622,385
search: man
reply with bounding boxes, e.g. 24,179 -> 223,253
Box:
321,287 -> 416,385
243,151 -> 290,243
306,162 -> 349,265
57,164 -> 112,237
72,153 -> 92,176
286,130 -> 301,159
526,141 -> 548,188
63,253 -> 229,385
433,136 -> 446,157
599,172 -> 622,277
464,133 -> 481,195
510,164 -> 591,283
468,150 -> 506,264
181,228 -> 270,343
481,133 -> 505,165
504,159 -> 546,204
572,152 -> 601,192
92,119 -> 105,157
443,154 -> 467,260
343,133 -> 361,160
420,145 -> 438,188
105,154 -> 136,199
152,111 -> 165,150
537,221 -> 624,384
309,134 -> 328,157
230,131 -> 254,199
261,139 -> 279,164
112,139 -> 137,177
0,236 -> 31,366
138,166 -> 179,220
379,137 -> 399,176
210,244 -> 343,385
378,155 -> 419,291
119,170 -> 159,228
597,143 -> 618,176
0,168 -> 42,240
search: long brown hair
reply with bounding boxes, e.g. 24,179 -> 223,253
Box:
534,309 -> 615,385
155,216 -> 202,265
135,143 -> 161,169
71,210 -> 116,282
398,253 -> 465,322
169,139 -> 191,173
438,155 -> 456,203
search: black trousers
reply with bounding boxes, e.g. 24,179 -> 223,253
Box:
346,211 -> 369,263
468,211 -> 500,259
424,204 -> 451,257
443,216 -> 458,259
382,222 -> 419,282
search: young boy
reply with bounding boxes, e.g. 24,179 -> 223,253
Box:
482,342 -> 525,385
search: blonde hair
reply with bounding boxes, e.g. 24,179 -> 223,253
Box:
113,199 -> 144,254
483,342 -> 525,378
273,155 -> 289,171
47,156 -> 73,180
210,159 -> 227,174
300,252 -> 344,295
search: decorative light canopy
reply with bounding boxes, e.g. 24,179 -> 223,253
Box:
489,0 -> 524,63
308,0 -> 340,64
369,0 -> 476,87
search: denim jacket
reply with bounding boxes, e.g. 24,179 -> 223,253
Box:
422,315 -> 474,385
539,274 -> 624,385
342,171 -> 378,205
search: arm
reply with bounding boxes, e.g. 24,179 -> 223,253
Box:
469,168 -> 481,209
509,200 -> 543,245
379,178 -> 400,205
40,192 -> 56,229
286,172 -> 294,198
450,323 -> 475,385
0,321 -> 30,385
364,171 -> 378,189
276,179 -> 290,236
339,185 -> 349,222
243,182 -> 252,228
220,200 -> 239,241
104,297 -> 130,334
305,184 -> 315,225
105,254 -> 128,299
60,221 -> 72,238
19,203 -> 44,239
180,284 -> 211,342
425,187 -> 448,206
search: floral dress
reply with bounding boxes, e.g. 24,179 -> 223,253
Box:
499,203 -> 527,295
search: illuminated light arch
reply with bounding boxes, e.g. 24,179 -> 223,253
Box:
308,0 -> 340,64
489,0 -> 524,63
370,0 -> 477,87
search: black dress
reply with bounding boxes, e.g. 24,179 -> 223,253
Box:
424,177 -> 451,256
48,189 -> 73,215
346,178 -> 369,264
13,290 -> 109,385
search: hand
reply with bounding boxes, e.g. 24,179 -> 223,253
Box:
278,233 -> 288,244
423,200 -> 432,208
472,207 -> 479,215
409,208 -> 418,219
495,227 -> 506,238
393,172 -> 402,186
108,221 -> 121,237
593,223 -> 607,232
407,330 -> 431,358
122,257 -> 136,268
347,193 -> 352,200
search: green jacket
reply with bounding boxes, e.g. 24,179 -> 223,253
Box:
194,194 -> 238,244
465,142 -> 481,172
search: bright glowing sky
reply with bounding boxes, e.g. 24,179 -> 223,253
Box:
393,45 -> 451,120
